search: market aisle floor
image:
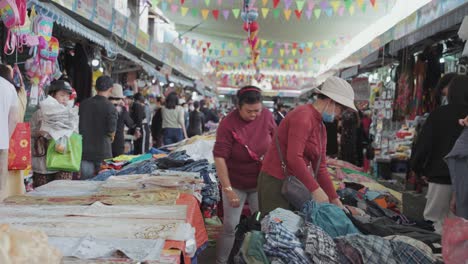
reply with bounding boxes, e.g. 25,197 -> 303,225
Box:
198,246 -> 216,264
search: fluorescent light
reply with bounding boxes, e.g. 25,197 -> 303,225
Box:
91,59 -> 100,67
439,58 -> 445,63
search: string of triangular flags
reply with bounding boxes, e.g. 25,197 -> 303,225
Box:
158,0 -> 379,21
176,35 -> 351,57
209,56 -> 326,71
218,73 -> 314,88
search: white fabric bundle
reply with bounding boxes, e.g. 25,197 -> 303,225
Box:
39,96 -> 78,140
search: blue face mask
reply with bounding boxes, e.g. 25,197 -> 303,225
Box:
321,102 -> 335,123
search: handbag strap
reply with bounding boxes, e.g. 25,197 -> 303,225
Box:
275,123 -> 324,178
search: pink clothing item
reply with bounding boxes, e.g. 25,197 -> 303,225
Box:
261,104 -> 339,200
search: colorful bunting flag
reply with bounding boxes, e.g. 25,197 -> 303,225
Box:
261,8 -> 269,18
338,6 -> 345,16
284,9 -> 292,20
212,9 -> 219,20
356,0 -> 364,8
181,6 -> 189,16
204,0 -> 210,6
217,0 -> 222,5
161,1 -> 168,11
305,9 -> 312,20
307,0 -> 315,10
370,0 -> 376,7
361,3 -> 367,12
296,0 -> 305,11
284,0 -> 293,9
273,0 -> 280,9
232,8 -> 240,18
201,9 -> 210,19
280,49 -> 284,57
180,0 -> 184,4
344,0 -> 352,10
267,48 -> 273,55
171,4 -> 179,13
314,8 -> 321,19
219,9 -> 228,19
262,0 -> 268,6
330,1 -> 340,12
192,8 -> 199,17
320,0 -> 328,9
349,5 -> 355,15
295,9 -> 302,19
273,8 -> 280,18
325,7 -> 333,16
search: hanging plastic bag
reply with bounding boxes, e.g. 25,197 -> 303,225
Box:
8,123 -> 31,170
54,136 -> 68,154
46,133 -> 82,172
442,217 -> 468,264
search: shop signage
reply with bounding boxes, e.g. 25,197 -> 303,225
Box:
94,0 -> 113,31
137,30 -> 150,51
111,9 -> 128,39
126,21 -> 138,46
351,77 -> 370,101
52,0 -> 74,10
74,0 -> 96,20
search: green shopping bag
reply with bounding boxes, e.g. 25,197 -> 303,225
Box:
46,133 -> 82,172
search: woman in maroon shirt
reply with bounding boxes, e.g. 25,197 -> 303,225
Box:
258,76 -> 357,214
213,86 -> 276,264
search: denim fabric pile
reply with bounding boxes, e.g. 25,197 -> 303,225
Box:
89,151 -> 221,216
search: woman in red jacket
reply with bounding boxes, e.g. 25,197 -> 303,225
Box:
213,86 -> 276,264
259,76 -> 357,214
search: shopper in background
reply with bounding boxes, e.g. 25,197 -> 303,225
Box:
0,65 -> 19,201
339,109 -> 360,166
30,81 -> 75,187
213,86 -> 276,264
187,101 -> 205,137
273,103 -> 287,126
123,90 -> 134,111
109,84 -> 137,157
130,93 -> 147,154
79,76 -> 118,179
181,102 -> 190,131
151,96 -> 164,148
201,99 -> 220,126
435,73 -> 458,106
0,65 -> 26,197
162,92 -> 188,145
258,76 -> 356,215
411,75 -> 468,234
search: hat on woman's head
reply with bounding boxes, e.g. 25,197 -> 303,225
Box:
315,76 -> 357,111
48,80 -> 73,95
110,83 -> 124,99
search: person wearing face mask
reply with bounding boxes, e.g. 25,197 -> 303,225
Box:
214,86 -> 276,264
30,80 -> 76,187
258,76 -> 357,215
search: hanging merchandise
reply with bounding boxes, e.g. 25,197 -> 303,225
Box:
241,0 -> 260,69
1,0 -> 29,54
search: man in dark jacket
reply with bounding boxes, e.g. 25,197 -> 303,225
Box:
131,93 -> 148,154
109,84 -> 136,157
188,101 -> 205,137
79,76 -> 118,179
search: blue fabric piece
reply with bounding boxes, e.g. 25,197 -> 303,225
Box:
116,159 -> 159,175
89,169 -> 117,181
148,148 -> 168,155
301,200 -> 360,238
365,190 -> 383,201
